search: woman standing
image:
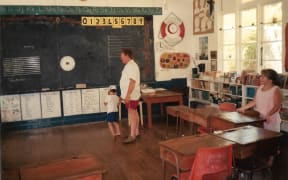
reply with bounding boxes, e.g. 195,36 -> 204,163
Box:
237,69 -> 282,132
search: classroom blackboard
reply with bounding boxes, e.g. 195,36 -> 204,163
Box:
0,16 -> 155,94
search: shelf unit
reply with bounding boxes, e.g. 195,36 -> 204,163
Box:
189,78 -> 288,110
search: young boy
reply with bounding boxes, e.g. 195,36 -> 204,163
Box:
104,85 -> 121,137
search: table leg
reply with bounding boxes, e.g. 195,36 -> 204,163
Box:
179,97 -> 183,105
166,114 -> 169,138
162,160 -> 166,180
160,103 -> 164,116
147,103 -> 152,128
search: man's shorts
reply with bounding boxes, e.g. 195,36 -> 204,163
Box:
107,112 -> 119,123
125,100 -> 139,110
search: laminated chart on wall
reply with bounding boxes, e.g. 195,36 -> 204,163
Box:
41,91 -> 61,118
21,93 -> 42,121
62,90 -> 82,116
81,88 -> 100,114
99,87 -> 109,112
0,95 -> 22,122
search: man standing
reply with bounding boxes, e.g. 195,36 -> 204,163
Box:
120,49 -> 141,144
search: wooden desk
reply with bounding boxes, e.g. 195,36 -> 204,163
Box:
159,134 -> 234,179
142,90 -> 183,128
166,105 -> 188,136
177,106 -> 220,134
215,126 -> 282,159
210,112 -> 264,131
20,155 -> 105,180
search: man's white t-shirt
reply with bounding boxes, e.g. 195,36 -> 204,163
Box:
120,60 -> 141,100
104,94 -> 119,113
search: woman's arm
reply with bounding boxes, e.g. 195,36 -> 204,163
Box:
266,88 -> 282,122
237,99 -> 256,113
125,79 -> 136,104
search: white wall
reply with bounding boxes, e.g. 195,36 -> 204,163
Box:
0,0 -> 163,7
153,0 -> 219,81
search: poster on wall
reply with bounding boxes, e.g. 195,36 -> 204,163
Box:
99,87 -> 110,112
62,90 -> 82,116
160,53 -> 190,69
21,93 -> 42,121
199,37 -> 208,60
41,91 -> 61,118
193,0 -> 215,35
0,95 -> 21,122
81,88 -> 100,114
159,13 -> 185,47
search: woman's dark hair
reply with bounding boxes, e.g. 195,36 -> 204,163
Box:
121,48 -> 133,58
261,69 -> 280,86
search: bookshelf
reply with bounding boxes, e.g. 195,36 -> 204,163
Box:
189,78 -> 288,112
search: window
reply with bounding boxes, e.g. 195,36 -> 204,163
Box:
222,13 -> 236,72
261,2 -> 282,72
221,1 -> 283,73
240,8 -> 257,72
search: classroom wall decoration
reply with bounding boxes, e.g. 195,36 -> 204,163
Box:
62,90 -> 82,116
99,88 -> 109,112
81,88 -> 100,114
20,93 -> 42,120
0,95 -> 22,122
81,16 -> 144,28
199,36 -> 208,60
193,0 -> 215,35
160,53 -> 190,69
41,91 -> 61,118
159,13 -> 185,47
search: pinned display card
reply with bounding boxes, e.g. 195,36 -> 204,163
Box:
0,94 -> 22,122
81,88 -> 100,114
21,93 -> 42,121
41,91 -> 61,118
62,90 -> 82,116
99,87 -> 109,112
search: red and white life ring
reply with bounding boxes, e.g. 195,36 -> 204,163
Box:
159,13 -> 185,47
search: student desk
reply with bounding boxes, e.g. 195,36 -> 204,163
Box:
215,126 -> 282,159
176,106 -> 220,134
166,105 -> 191,136
141,90 -> 183,128
159,134 -> 234,179
210,112 -> 264,131
20,155 -> 106,180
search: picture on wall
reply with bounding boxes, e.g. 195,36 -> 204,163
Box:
199,36 -> 208,60
211,60 -> 217,71
193,0 -> 215,35
210,50 -> 217,59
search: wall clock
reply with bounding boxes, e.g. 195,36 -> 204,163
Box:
60,56 -> 76,71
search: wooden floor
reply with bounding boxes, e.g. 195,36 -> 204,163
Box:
2,119 -> 288,180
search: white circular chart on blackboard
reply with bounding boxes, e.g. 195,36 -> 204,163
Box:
60,56 -> 76,71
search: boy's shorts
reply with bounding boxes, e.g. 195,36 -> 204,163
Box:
107,112 -> 119,123
125,100 -> 139,110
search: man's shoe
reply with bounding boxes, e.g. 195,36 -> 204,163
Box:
122,136 -> 136,144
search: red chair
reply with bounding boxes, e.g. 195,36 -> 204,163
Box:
219,102 -> 237,112
172,145 -> 233,180
197,102 -> 237,133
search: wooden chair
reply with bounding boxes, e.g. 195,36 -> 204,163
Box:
171,145 -> 233,180
219,102 -> 237,112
